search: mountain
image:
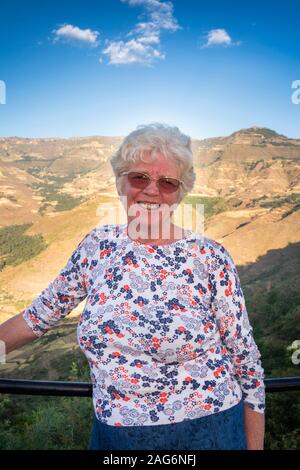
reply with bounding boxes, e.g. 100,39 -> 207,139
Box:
0,136 -> 123,226
230,126 -> 285,139
191,126 -> 300,197
0,127 -> 299,450
0,126 -> 299,321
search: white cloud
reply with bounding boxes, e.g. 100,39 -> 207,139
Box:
202,29 -> 239,48
103,0 -> 180,65
102,38 -> 164,65
127,0 -> 180,33
53,24 -> 100,47
138,34 -> 160,44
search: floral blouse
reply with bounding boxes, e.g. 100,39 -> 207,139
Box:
22,223 -> 265,426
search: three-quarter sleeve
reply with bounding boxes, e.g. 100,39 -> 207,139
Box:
22,231 -> 91,337
209,242 -> 266,413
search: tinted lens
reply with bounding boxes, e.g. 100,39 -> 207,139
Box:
126,172 -> 180,193
127,172 -> 150,189
158,177 -> 180,193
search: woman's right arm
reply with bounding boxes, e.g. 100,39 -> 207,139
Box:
0,229 -> 94,357
0,312 -> 39,355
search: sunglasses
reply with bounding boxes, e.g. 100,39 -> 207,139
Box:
120,171 -> 183,194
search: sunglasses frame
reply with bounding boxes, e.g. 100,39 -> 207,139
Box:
120,171 -> 184,192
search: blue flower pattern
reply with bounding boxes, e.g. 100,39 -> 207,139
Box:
22,223 -> 265,427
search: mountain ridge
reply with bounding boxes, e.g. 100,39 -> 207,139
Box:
0,125 -> 299,322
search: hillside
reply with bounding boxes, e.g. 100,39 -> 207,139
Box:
0,126 -> 299,450
1,240 -> 299,381
1,241 -> 299,450
1,126 -> 299,318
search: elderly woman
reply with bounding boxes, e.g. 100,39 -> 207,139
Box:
0,123 -> 265,450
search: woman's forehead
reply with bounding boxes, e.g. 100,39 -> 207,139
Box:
132,153 -> 179,176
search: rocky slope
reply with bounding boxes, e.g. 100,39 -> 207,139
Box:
0,126 -> 299,322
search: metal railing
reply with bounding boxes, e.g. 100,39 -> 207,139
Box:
0,376 -> 299,397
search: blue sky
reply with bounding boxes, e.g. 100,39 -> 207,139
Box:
0,0 -> 300,139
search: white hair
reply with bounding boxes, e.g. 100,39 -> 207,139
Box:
110,122 -> 196,201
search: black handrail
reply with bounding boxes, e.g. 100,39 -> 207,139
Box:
0,378 -> 91,397
0,376 -> 299,397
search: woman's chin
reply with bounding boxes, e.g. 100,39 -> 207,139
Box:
128,219 -> 175,242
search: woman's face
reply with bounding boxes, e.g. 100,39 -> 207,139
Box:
120,152 -> 182,238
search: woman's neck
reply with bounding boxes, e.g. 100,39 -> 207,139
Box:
126,221 -> 187,245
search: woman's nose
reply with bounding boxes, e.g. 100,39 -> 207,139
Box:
142,179 -> 161,195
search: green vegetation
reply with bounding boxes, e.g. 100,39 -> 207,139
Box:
0,395 -> 92,450
244,273 -> 300,450
20,155 -> 35,162
242,159 -> 272,171
0,223 -> 47,271
240,127 -> 281,138
38,194 -> 86,215
0,249 -> 299,449
244,195 -> 268,208
270,141 -> 298,147
30,172 -> 88,214
265,392 -> 300,449
271,155 -> 300,160
281,203 -> 300,219
260,193 -> 300,209
182,195 -> 229,219
244,192 -> 300,213
27,167 -> 43,176
246,280 -> 300,361
228,197 -> 243,208
0,358 -> 92,450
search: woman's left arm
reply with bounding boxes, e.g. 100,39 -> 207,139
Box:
244,404 -> 265,450
209,242 -> 266,450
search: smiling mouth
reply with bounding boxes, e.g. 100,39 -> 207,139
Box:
136,202 -> 161,210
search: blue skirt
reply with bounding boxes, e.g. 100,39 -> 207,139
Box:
89,400 -> 247,450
